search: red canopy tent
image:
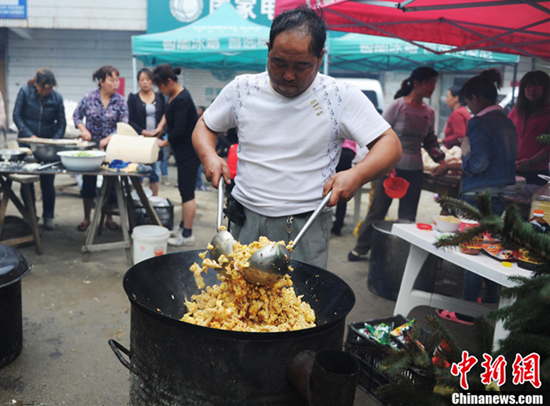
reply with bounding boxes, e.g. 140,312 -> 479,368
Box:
274,0 -> 550,60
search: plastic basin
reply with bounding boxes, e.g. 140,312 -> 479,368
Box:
57,150 -> 106,172
383,176 -> 410,199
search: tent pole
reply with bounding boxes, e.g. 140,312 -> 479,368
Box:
132,56 -> 138,94
511,62 -> 518,106
324,35 -> 329,76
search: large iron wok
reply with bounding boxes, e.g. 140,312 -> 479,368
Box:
110,250 -> 356,405
0,149 -> 27,162
17,138 -> 95,162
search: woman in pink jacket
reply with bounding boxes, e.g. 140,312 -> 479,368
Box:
509,70 -> 550,185
443,85 -> 471,149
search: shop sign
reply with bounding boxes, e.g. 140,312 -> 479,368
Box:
0,0 -> 26,19
148,0 -> 273,34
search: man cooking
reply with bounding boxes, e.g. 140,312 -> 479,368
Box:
192,6 -> 402,268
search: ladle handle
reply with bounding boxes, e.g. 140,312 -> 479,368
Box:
217,180 -> 225,231
292,191 -> 332,249
38,161 -> 61,170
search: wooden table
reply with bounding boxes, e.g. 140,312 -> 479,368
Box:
0,172 -> 43,254
0,164 -> 161,263
391,223 -> 533,346
80,171 -> 161,264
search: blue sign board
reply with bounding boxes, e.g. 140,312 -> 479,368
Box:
0,0 -> 27,19
148,0 -> 273,34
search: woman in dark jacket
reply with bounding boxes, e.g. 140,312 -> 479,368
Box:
152,64 -> 200,246
127,68 -> 166,196
13,68 -> 66,230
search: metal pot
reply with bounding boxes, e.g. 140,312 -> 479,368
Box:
0,244 -> 32,368
109,250 -> 356,405
0,149 -> 27,162
28,141 -> 95,162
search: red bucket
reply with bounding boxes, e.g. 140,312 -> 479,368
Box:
383,173 -> 410,199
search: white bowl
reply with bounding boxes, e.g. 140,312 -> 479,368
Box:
431,215 -> 461,233
57,150 -> 106,172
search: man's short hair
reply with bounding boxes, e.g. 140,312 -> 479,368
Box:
269,5 -> 326,58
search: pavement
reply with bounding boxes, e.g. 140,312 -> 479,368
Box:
0,157 -> 490,406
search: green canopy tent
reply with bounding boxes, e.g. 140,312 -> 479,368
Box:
131,3 -> 270,91
132,4 -> 518,91
325,33 -> 519,74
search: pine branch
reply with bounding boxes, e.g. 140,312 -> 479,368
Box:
475,317 -> 495,356
426,315 -> 463,363
488,296 -> 548,332
537,134 -> 550,145
435,226 -> 483,247
506,333 -> 550,356
436,196 -> 481,219
541,358 -> 550,382
497,332 -> 550,364
379,349 -> 412,376
435,216 -> 502,248
502,206 -> 550,262
475,191 -> 495,217
496,275 -> 550,299
540,280 -> 550,297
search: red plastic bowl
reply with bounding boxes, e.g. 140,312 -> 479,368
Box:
383,176 -> 410,199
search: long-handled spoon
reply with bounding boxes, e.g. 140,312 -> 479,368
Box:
245,191 -> 333,285
209,183 -> 236,264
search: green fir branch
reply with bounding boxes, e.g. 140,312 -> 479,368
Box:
410,339 -> 434,370
435,216 -> 503,248
505,333 -> 550,356
426,315 -> 464,363
496,275 -> 550,299
475,191 -> 495,217
541,358 -> 550,382
436,196 -> 481,219
497,332 -> 550,360
379,350 -> 412,376
489,296 -> 548,332
475,317 -> 495,356
502,206 -> 550,262
540,279 -> 550,297
435,226 -> 484,247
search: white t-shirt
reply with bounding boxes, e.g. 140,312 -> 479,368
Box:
204,72 -> 390,217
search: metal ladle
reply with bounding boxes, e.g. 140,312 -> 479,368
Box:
245,191 -> 333,285
209,183 -> 237,266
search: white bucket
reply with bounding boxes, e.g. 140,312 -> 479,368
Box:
132,225 -> 170,264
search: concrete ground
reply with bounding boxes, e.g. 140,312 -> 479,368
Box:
0,157 -> 489,406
